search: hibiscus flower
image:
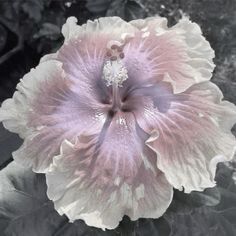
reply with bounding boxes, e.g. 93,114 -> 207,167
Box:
0,16 -> 236,230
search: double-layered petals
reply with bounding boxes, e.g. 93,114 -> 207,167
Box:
0,16 -> 236,229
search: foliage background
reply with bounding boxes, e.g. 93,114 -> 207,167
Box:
0,0 -> 236,235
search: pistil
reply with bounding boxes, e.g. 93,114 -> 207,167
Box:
102,44 -> 128,110
112,77 -> 120,110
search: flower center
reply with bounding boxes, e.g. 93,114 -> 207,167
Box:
102,44 -> 128,111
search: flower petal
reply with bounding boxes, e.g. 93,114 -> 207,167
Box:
130,16 -> 168,32
135,82 -> 236,193
0,60 -> 64,138
39,52 -> 58,63
62,16 -> 136,42
46,113 -> 173,229
58,17 -> 139,105
0,60 -> 107,172
123,16 -> 215,93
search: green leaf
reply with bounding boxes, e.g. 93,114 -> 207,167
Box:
0,124 -> 22,170
86,0 -> 111,13
34,23 -> 61,40
106,0 -> 146,21
21,0 -> 45,22
165,164 -> 236,236
0,162 -> 63,236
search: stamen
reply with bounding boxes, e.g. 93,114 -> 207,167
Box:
110,56 -> 118,61
119,52 -> 125,59
111,45 -> 119,50
117,47 -> 123,52
106,51 -> 112,57
102,44 -> 128,87
102,59 -> 128,87
102,43 -> 128,109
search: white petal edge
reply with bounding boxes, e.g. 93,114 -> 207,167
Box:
145,82 -> 236,193
0,60 -> 65,139
169,16 -> 215,85
61,16 -> 137,44
131,16 -> 215,93
46,139 -> 173,230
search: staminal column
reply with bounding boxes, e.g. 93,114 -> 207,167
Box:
102,44 -> 128,110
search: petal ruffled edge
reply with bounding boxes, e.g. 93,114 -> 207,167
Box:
0,60 -> 65,139
145,82 -> 236,193
129,16 -> 215,93
61,16 -> 137,44
46,138 -> 173,230
171,16 -> 215,83
0,60 -> 78,173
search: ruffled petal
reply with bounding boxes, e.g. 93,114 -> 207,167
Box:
62,16 -> 136,42
123,16 -> 215,93
130,16 -> 168,32
61,17 -> 82,41
57,34 -> 110,104
0,60 -> 107,172
39,52 -> 58,63
0,60 -> 64,138
46,114 -> 173,229
58,17 -> 138,105
135,82 -> 236,193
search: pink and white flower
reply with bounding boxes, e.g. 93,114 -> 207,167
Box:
0,16 -> 236,229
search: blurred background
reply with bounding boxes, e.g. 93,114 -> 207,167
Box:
0,0 -> 236,235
